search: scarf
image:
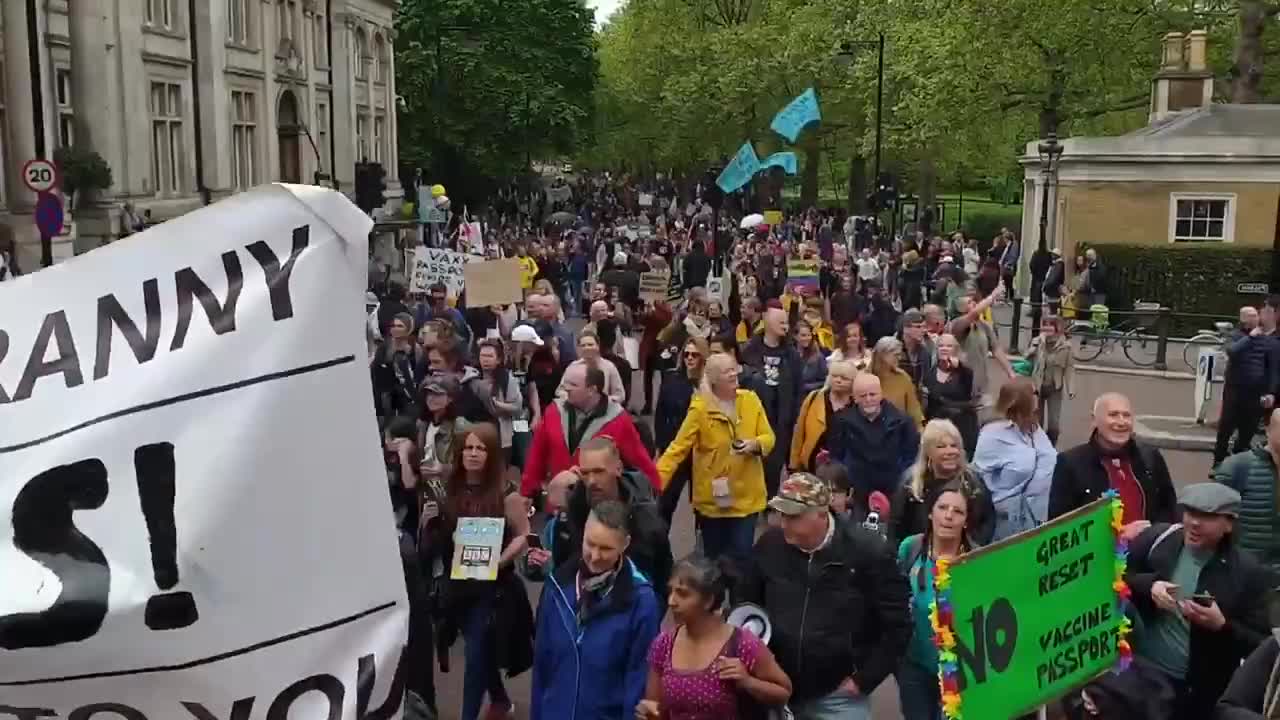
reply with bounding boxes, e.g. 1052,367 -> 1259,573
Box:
577,564 -> 619,623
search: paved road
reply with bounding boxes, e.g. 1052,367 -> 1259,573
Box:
430,338 -> 1212,719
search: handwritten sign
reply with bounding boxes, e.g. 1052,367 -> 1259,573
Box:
407,247 -> 480,296
761,152 -> 798,175
464,258 -> 524,307
771,88 -> 821,143
451,517 -> 505,581
716,141 -> 761,194
639,270 -> 672,303
934,498 -> 1128,719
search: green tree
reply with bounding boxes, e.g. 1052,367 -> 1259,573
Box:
395,0 -> 597,201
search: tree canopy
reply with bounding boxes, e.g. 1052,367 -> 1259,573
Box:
395,0 -> 598,201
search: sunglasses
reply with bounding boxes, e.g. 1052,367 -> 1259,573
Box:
683,352 -> 702,359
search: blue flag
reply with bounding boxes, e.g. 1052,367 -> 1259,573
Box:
760,152 -> 798,175
771,88 -> 821,143
716,142 -> 761,194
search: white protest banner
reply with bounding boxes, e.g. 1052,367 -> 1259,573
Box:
460,221 -> 484,256
0,184 -> 409,718
407,246 -> 479,296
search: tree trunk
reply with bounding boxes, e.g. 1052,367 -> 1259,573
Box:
800,141 -> 820,208
848,155 -> 867,214
1232,0 -> 1269,103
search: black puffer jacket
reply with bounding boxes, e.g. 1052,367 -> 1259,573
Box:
1047,432 -> 1177,523
1217,632 -> 1280,719
737,515 -> 911,703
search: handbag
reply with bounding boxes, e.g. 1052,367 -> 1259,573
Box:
726,627 -> 793,720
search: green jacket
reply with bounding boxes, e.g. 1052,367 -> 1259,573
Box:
1214,447 -> 1280,574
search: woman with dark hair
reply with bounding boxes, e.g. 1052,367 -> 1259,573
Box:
373,313 -> 426,422
426,423 -> 532,720
636,554 -> 793,720
475,339 -> 524,465
829,321 -> 871,373
656,337 -> 710,524
383,415 -> 422,534
793,319 -> 829,394
896,480 -> 973,720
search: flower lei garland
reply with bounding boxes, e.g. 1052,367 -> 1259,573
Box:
928,491 -> 1134,720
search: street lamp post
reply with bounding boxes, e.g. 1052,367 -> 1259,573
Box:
1032,130 -> 1065,335
837,33 -> 885,204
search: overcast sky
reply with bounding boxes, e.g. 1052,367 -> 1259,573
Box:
586,0 -> 625,27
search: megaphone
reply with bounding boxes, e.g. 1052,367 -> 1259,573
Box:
725,603 -> 771,644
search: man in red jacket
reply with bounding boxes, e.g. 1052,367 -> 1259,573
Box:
521,363 -> 660,499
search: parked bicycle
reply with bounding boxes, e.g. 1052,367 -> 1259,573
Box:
1069,301 -> 1161,367
1182,321 -> 1235,369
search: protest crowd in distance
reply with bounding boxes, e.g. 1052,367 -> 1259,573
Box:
5,177 -> 1280,720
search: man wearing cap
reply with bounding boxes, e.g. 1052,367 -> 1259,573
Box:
1119,482 -> 1272,720
738,473 -> 911,720
897,308 -> 936,403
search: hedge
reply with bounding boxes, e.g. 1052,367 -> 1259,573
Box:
1087,244 -> 1273,330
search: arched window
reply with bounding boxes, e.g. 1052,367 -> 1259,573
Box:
354,28 -> 368,79
374,34 -> 387,83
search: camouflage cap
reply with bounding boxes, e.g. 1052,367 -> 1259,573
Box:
768,472 -> 832,516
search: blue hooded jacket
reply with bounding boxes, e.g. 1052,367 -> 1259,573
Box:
531,556 -> 661,720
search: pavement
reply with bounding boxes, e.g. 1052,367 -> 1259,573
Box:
429,318 -> 1217,720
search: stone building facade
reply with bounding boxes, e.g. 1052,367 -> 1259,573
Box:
0,0 -> 400,266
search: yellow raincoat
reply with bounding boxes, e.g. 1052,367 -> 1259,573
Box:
656,389 -> 775,518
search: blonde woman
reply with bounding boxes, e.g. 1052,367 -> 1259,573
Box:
923,334 -> 978,456
657,353 -> 775,562
790,359 -> 856,472
871,337 -> 924,429
889,418 -> 994,545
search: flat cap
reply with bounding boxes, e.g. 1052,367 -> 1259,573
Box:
1178,482 -> 1241,517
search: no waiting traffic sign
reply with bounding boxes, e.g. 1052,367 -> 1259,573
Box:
22,158 -> 58,193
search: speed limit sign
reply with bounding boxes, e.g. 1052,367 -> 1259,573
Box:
21,158 -> 58,193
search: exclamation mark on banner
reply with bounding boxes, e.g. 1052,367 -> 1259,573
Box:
135,442 -> 199,631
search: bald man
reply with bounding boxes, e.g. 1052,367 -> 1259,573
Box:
1048,393 -> 1176,538
1215,297 -> 1279,466
742,307 -> 803,496
834,373 -> 921,508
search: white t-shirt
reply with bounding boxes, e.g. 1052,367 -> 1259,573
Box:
856,257 -> 880,281
962,246 -> 980,275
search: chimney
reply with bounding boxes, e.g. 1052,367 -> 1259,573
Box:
1150,29 -> 1214,124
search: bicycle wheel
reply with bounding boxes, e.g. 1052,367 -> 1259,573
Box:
1073,332 -> 1105,363
1121,328 -> 1158,367
1183,333 -> 1221,369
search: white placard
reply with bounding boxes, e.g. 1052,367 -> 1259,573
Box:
0,184 -> 408,717
407,246 -> 480,296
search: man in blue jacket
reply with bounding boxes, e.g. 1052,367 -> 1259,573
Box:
1213,298 -> 1279,467
531,500 -> 661,720
836,373 -> 920,510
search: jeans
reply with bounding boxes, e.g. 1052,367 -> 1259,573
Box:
698,514 -> 757,569
461,598 -> 509,720
790,688 -> 871,720
897,660 -> 943,720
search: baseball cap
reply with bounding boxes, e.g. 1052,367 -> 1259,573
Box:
768,473 -> 832,516
422,375 -> 459,397
511,324 -> 544,345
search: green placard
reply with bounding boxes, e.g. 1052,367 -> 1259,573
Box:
935,497 -> 1130,719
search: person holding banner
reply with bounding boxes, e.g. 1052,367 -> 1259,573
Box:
896,479 -> 975,720
426,424 -> 533,720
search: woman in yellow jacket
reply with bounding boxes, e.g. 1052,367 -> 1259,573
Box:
871,336 -> 925,429
789,359 -> 856,472
657,352 -> 775,562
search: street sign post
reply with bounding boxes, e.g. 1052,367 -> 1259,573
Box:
34,191 -> 64,245
21,158 -> 58,194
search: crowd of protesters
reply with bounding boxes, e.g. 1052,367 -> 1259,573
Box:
368,176 -> 1280,720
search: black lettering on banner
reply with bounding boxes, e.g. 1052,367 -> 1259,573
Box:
68,704 -> 147,720
135,443 -> 198,630
94,280 -> 163,380
170,251 -> 244,351
0,330 -> 11,403
0,707 -> 57,720
265,674 -> 344,720
0,459 -> 110,649
356,648 -> 409,720
180,699 -> 255,720
245,226 -> 309,322
952,597 -> 1019,690
13,311 -> 84,402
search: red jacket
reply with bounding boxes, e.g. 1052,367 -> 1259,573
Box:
520,398 -> 660,497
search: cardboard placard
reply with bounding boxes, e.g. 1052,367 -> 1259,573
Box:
464,258 -> 524,307
639,270 -> 671,303
763,210 -> 784,226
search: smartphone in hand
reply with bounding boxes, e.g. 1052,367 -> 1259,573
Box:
525,533 -> 543,551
